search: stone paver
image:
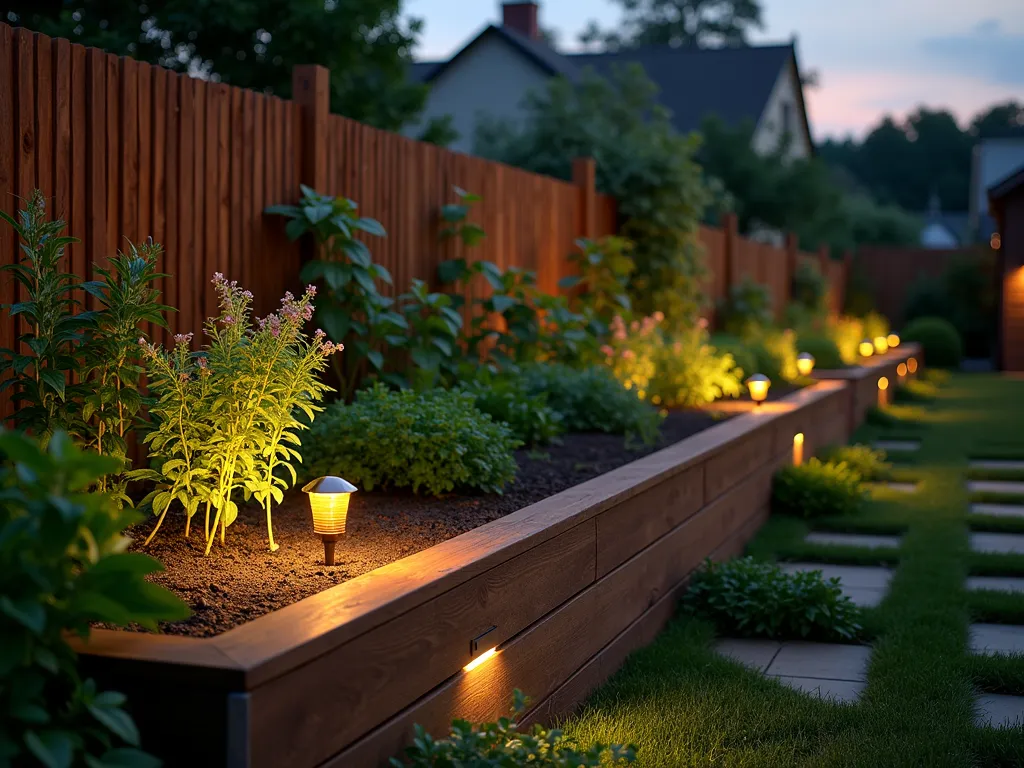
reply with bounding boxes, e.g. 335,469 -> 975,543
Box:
714,639 -> 780,672
976,694 -> 1024,728
874,440 -> 920,452
971,503 -> 1024,518
969,480 -> 1024,495
970,623 -> 1024,655
804,532 -> 901,549
715,639 -> 871,704
779,563 -> 892,608
971,460 -> 1024,471
970,532 -> 1024,555
968,576 -> 1024,593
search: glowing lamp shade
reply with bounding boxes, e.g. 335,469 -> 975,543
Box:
793,432 -> 805,466
897,362 -> 908,382
907,357 -> 918,374
878,376 -> 889,407
302,476 -> 357,565
746,373 -> 770,406
796,352 -> 815,377
859,340 -> 874,358
887,333 -> 900,348
873,336 -> 888,354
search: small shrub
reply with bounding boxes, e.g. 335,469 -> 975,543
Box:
902,316 -> 963,368
717,277 -> 773,336
458,373 -> 565,446
790,259 -> 829,316
828,315 -> 865,365
0,431 -> 190,767
306,384 -> 520,495
819,444 -> 891,481
522,363 -> 662,445
710,333 -> 757,381
772,458 -> 866,518
391,689 -> 636,767
718,329 -> 799,383
796,332 -> 845,370
861,311 -> 890,343
894,378 -> 938,403
684,557 -> 861,641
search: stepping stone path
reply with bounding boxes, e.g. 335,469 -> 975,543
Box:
715,639 -> 871,703
976,694 -> 1024,728
780,563 -> 892,608
804,532 -> 901,550
968,624 -> 1024,726
971,460 -> 1024,471
970,623 -> 1024,655
969,480 -> 1024,495
967,576 -> 1024,593
874,440 -> 920,452
970,532 -> 1024,555
971,503 -> 1024,518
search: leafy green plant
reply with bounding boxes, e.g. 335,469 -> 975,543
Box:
132,278 -> 338,553
861,311 -> 890,344
790,258 -> 829,317
819,444 -> 891,481
522,363 -> 662,445
772,458 -> 866,518
717,277 -> 773,336
388,279 -> 463,390
902,316 -> 962,368
796,332 -> 845,370
683,557 -> 862,641
827,315 -> 865,365
306,384 -> 520,495
391,689 -> 636,767
458,371 -> 564,446
438,186 -> 486,247
0,430 -> 190,768
713,328 -> 799,383
267,186 -> 403,399
559,236 -> 635,325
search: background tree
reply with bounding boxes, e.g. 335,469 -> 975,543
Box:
3,0 -> 426,131
578,0 -> 763,51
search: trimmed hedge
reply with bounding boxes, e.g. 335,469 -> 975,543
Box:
902,316 -> 962,368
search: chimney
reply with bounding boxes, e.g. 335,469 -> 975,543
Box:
502,2 -> 540,40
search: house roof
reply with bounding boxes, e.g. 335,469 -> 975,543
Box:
989,163 -> 1024,204
918,211 -> 969,244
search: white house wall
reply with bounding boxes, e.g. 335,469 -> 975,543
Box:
752,62 -> 811,161
407,34 -> 549,154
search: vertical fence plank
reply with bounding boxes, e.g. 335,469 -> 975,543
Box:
85,47 -> 106,301
137,62 -> 151,242
34,32 -> 52,202
103,52 -> 119,273
69,43 -> 86,294
162,72 -> 178,333
120,56 -> 138,245
0,24 -> 13,418
203,82 -> 218,320
191,79 -> 206,324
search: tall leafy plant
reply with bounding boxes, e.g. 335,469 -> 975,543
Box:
390,279 -> 464,390
267,186 -> 404,400
559,236 -> 635,326
0,430 -> 190,767
439,185 -> 486,247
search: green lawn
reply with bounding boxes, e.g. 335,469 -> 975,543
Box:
563,374 -> 1024,766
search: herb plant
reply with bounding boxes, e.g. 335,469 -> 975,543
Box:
132,276 -> 339,553
0,430 -> 190,767
684,557 -> 862,641
305,384 -> 520,495
458,371 -> 565,446
391,689 -> 636,768
772,458 -> 866,519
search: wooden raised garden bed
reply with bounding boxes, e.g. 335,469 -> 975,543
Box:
77,379 -> 855,768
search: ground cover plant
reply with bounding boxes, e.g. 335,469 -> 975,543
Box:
565,371 -> 1024,766
772,458 -> 867,519
819,444 -> 892,481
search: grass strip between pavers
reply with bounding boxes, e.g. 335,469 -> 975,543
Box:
562,374 -> 1024,766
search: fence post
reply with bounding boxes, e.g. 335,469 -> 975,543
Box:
292,65 -> 330,193
723,212 -> 739,292
572,157 -> 596,241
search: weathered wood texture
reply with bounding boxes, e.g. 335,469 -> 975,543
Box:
77,381 -> 852,768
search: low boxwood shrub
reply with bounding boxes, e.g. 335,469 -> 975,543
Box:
522,363 -> 662,444
797,332 -> 845,370
0,431 -> 190,767
684,557 -> 862,641
306,384 -> 520,495
772,458 -> 866,518
902,316 -> 962,368
458,373 -> 565,446
713,329 -> 798,383
391,689 -> 636,767
819,444 -> 891,481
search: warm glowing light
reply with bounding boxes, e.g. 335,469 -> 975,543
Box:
745,374 -> 770,405
991,233 -> 1001,250
907,357 -> 918,374
878,376 -> 889,391
302,476 -> 357,566
887,333 -> 900,348
796,352 -> 815,376
897,362 -> 907,383
464,647 -> 497,672
873,336 -> 888,354
793,432 -> 805,466
859,340 -> 874,358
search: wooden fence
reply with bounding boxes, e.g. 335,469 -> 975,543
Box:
0,22 -> 847,420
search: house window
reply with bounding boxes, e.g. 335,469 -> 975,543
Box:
781,102 -> 793,136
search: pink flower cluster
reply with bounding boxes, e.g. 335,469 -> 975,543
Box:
314,328 -> 343,356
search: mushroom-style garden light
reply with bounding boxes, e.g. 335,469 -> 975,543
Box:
745,374 -> 770,406
859,340 -> 874,358
873,336 -> 888,355
796,352 -> 815,377
887,333 -> 900,348
302,476 -> 357,566
878,376 -> 889,407
907,357 -> 919,375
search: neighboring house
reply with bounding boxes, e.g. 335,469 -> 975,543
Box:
407,1 -> 814,161
987,163 -> 1024,371
970,138 -> 1024,243
919,193 -> 968,249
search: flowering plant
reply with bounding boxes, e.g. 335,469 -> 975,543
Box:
130,275 -> 340,554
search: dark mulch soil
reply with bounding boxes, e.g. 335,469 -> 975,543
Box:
130,409 -> 724,637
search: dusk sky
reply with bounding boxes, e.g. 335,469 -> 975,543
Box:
406,0 -> 1024,140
